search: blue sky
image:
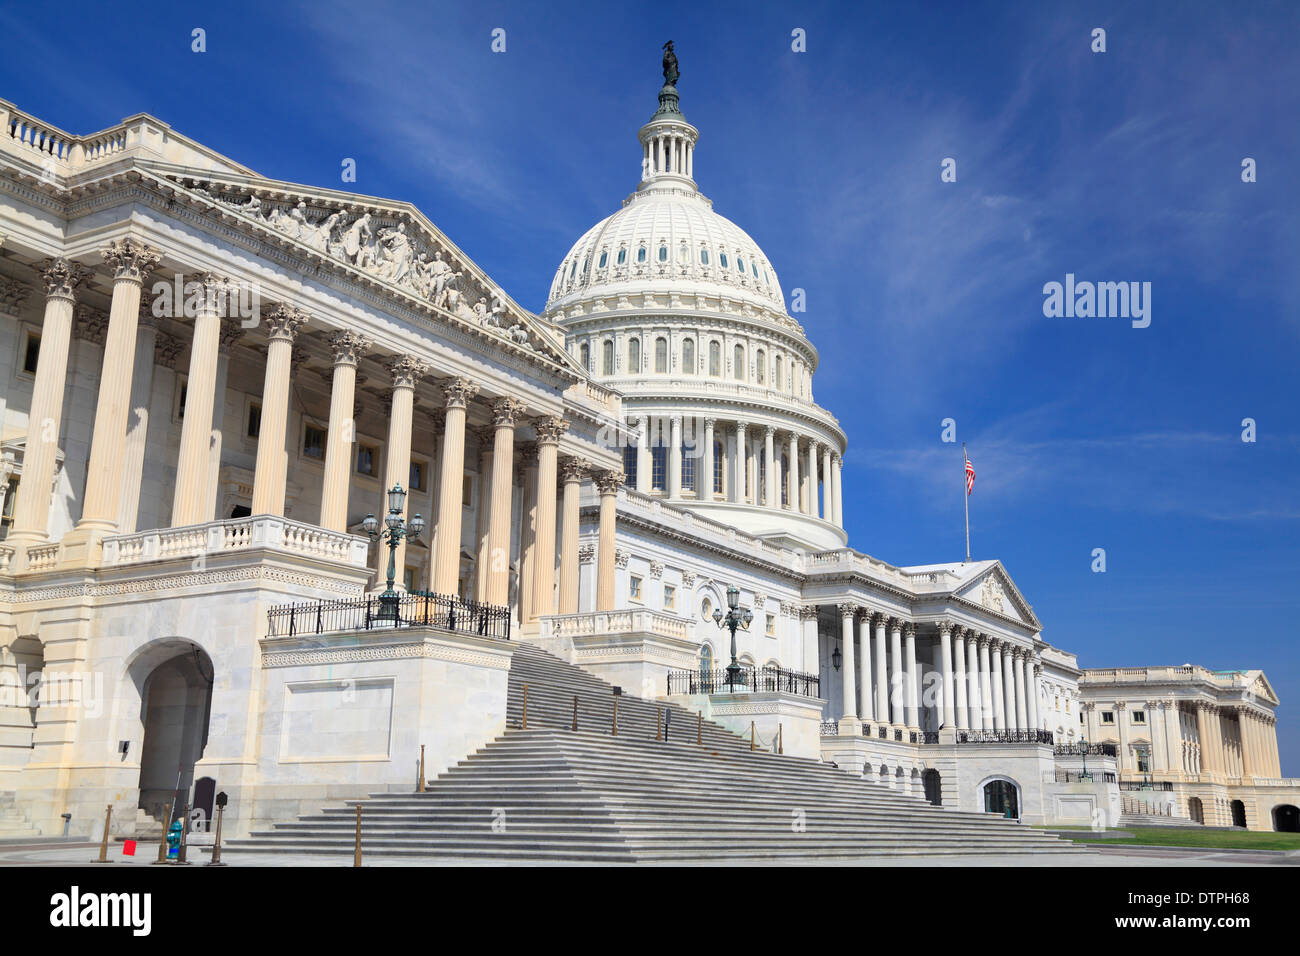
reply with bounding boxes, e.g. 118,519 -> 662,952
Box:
4,1 -> 1297,771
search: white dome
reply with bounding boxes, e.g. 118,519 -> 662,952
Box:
546,188 -> 786,315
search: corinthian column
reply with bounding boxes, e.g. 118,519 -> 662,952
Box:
485,398 -> 525,606
117,299 -> 162,532
1003,646 -> 1019,731
171,274 -> 227,527
873,612 -> 889,724
1013,650 -> 1028,731
787,433 -> 799,510
733,421 -> 747,503
249,305 -> 308,516
889,617 -> 904,727
594,470 -> 625,611
763,426 -> 776,507
432,378 -> 479,594
530,417 -> 567,620
558,457 -> 586,614
702,418 -> 715,500
952,626 -> 969,730
319,331 -> 370,531
63,239 -> 161,562
8,257 -> 92,548
831,453 -> 843,527
989,640 -> 1006,731
381,355 -> 429,583
1027,661 -> 1041,732
857,609 -> 874,722
938,621 -> 955,729
837,604 -> 859,733
965,629 -> 982,730
976,636 -> 994,730
903,621 -> 919,730
803,440 -> 817,515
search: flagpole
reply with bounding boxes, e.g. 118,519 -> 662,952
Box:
962,443 -> 970,563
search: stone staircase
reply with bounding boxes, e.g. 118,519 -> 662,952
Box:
0,790 -> 41,839
224,643 -> 1087,862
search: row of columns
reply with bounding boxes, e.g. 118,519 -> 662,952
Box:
8,243 -> 629,613
833,606 -> 1041,734
631,415 -> 843,527
644,131 -> 693,179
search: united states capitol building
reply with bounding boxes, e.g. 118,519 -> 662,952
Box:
0,53 -> 1294,857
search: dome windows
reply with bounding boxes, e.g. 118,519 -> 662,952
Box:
719,252 -> 729,269
737,256 -> 745,273
601,339 -> 614,375
682,338 -> 695,372
569,260 -> 578,279
756,349 -> 766,384
733,344 -> 745,381
678,242 -> 688,264
579,342 -> 591,370
700,249 -> 709,265
598,250 -> 608,269
658,244 -> 668,263
617,248 -> 627,266
708,341 -> 721,376
628,337 -> 641,372
637,246 -> 647,264
654,337 -> 668,373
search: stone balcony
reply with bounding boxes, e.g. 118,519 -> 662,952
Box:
534,608 -> 697,698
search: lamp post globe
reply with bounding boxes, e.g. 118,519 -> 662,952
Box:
366,483 -> 422,623
714,583 -> 752,690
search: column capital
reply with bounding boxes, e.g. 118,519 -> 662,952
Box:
935,619 -> 954,637
837,602 -> 858,618
976,633 -> 991,648
388,354 -> 430,389
735,419 -> 748,433
533,415 -> 569,445
593,469 -> 626,494
264,303 -> 309,342
704,417 -> 716,429
1115,699 -> 1128,711
832,451 -> 842,465
800,605 -> 819,621
492,396 -> 528,427
560,456 -> 589,483
441,376 -> 479,409
872,610 -> 889,627
764,424 -> 777,438
328,329 -> 372,366
99,237 -> 160,283
36,256 -> 94,300
902,621 -> 916,638
218,318 -> 246,353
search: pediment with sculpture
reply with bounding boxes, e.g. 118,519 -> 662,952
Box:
159,173 -> 574,369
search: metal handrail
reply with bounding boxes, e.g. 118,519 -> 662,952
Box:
266,591 -> 511,640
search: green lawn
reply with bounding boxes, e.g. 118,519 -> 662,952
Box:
1046,826 -> 1300,852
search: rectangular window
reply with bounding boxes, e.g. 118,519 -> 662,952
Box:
630,576 -> 642,601
409,459 -> 426,493
1101,711 -> 1115,724
22,331 -> 40,374
765,614 -> 775,637
681,446 -> 695,493
355,443 -> 378,477
0,477 -> 17,539
713,443 -> 723,496
663,584 -> 675,609
623,445 -> 637,487
246,403 -> 262,439
303,424 -> 326,460
403,567 -> 416,591
1132,711 -> 1146,724
650,445 -> 666,491
463,474 -> 473,507
1136,749 -> 1150,774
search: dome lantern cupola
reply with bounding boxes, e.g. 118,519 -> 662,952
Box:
637,40 -> 699,193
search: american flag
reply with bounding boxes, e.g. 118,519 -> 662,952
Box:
964,452 -> 975,496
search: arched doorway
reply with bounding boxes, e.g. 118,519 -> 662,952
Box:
1273,804 -> 1299,832
1230,799 -> 1247,829
130,642 -> 214,824
923,769 -> 942,806
983,779 -> 1019,819
1188,796 -> 1204,824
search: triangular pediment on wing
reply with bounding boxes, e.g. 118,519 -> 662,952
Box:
150,168 -> 580,372
1248,671 -> 1279,705
954,563 -> 1040,629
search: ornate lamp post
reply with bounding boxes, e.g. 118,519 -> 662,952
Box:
1079,735 -> 1091,781
711,584 -> 753,690
362,483 -> 424,622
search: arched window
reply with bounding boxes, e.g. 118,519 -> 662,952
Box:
756,349 -> 766,384
719,252 -> 729,269
601,339 -> 614,375
598,250 -> 608,269
983,780 -> 1019,819
699,644 -> 713,679
708,341 -> 721,376
658,244 -> 667,262
737,256 -> 745,274
682,338 -> 695,373
628,337 -> 641,372
655,337 -> 668,373
781,455 -> 789,505
713,441 -> 724,495
678,243 -> 688,263
617,247 -> 627,265
775,356 -> 782,390
733,344 -> 744,380
700,249 -> 709,265
637,246 -> 647,263
579,342 -> 590,370
569,260 -> 577,279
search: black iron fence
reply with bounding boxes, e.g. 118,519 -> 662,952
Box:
1054,742 -> 1118,758
1119,780 -> 1173,791
666,666 -> 821,698
266,591 -> 512,640
956,729 -> 1055,745
1055,768 -> 1117,784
